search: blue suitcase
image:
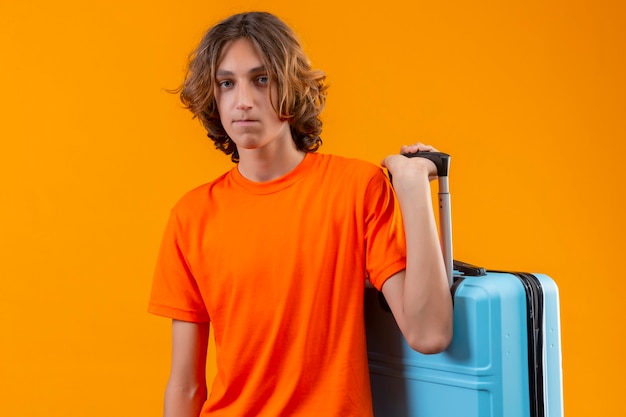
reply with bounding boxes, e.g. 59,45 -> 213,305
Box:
365,152 -> 563,416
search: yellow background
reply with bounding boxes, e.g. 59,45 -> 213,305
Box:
1,0 -> 624,416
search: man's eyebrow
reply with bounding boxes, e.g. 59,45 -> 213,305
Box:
216,66 -> 267,77
248,66 -> 267,74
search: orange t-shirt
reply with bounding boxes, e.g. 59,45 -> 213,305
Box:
148,152 -> 406,416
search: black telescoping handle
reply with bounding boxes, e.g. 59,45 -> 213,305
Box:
397,152 -> 488,284
399,151 -> 454,286
401,151 -> 450,177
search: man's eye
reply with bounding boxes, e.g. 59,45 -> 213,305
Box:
218,80 -> 233,88
257,76 -> 269,85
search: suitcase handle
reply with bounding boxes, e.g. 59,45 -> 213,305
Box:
401,153 -> 489,283
400,151 -> 450,178
401,151 -> 453,286
453,260 -> 487,276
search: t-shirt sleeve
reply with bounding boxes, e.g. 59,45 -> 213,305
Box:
363,170 -> 407,290
148,209 -> 210,323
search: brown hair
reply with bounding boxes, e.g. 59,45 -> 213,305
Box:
177,12 -> 328,162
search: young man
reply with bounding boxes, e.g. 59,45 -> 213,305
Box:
149,11 -> 452,417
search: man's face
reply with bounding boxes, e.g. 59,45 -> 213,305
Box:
214,38 -> 291,156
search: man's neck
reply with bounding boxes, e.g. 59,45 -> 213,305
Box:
237,143 -> 306,183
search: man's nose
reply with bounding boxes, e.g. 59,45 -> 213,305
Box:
235,83 -> 253,110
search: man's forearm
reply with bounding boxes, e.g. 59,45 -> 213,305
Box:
389,161 -> 453,353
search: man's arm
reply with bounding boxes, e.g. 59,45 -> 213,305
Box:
164,319 -> 210,417
380,143 -> 453,354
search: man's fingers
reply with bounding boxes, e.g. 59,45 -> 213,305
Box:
400,143 -> 438,154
